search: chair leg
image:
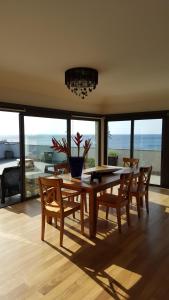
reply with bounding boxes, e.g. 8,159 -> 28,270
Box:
126,204 -> 130,226
116,208 -> 121,233
60,218 -> 64,247
96,202 -> 99,219
80,194 -> 85,235
54,217 -> 57,228
145,193 -> 149,214
136,196 -> 141,218
41,214 -> 45,241
106,207 -> 109,220
110,187 -> 113,194
68,196 -> 75,218
129,194 -> 132,205
84,194 -> 88,213
140,196 -> 143,207
70,196 -> 76,219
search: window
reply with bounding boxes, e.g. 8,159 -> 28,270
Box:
107,121 -> 131,166
24,116 -> 67,197
134,119 -> 162,185
0,111 -> 21,204
107,118 -> 162,185
71,119 -> 99,168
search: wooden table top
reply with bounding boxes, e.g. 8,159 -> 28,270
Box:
49,165 -> 137,193
83,165 -> 123,174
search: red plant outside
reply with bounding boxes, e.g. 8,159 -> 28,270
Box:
72,132 -> 83,157
51,137 -> 70,157
51,132 -> 91,158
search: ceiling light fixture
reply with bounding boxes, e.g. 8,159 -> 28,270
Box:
65,67 -> 98,99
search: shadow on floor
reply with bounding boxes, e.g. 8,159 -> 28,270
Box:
0,194 -> 21,208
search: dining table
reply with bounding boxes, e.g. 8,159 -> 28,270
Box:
49,165 -> 138,238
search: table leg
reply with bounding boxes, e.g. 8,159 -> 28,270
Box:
88,190 -> 97,238
140,196 -> 143,207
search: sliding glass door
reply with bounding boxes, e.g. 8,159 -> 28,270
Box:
107,118 -> 162,185
24,116 -> 67,197
107,121 -> 131,166
0,111 -> 20,205
133,119 -> 162,185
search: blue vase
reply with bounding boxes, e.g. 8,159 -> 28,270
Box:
69,157 -> 84,178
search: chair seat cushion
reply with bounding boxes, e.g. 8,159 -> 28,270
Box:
45,200 -> 81,213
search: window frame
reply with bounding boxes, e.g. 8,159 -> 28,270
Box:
105,111 -> 168,188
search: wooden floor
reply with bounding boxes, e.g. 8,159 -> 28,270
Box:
0,187 -> 169,300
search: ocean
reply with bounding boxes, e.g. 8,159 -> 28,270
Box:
0,134 -> 162,150
108,134 -> 161,150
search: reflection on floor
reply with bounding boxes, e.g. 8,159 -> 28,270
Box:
0,194 -> 21,208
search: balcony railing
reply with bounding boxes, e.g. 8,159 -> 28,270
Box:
0,143 -> 161,190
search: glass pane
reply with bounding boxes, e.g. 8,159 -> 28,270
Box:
0,111 -> 20,205
107,121 -> 131,166
24,116 -> 67,197
134,119 -> 162,185
71,120 -> 99,168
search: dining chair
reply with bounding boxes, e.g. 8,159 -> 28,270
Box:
54,162 -> 70,175
97,171 -> 133,233
54,162 -> 88,213
123,157 -> 139,187
123,157 -> 139,168
38,177 -> 84,246
129,166 -> 152,218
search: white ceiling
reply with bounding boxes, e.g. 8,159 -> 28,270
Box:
0,0 -> 168,114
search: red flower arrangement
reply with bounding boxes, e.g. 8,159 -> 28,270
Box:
51,132 -> 91,158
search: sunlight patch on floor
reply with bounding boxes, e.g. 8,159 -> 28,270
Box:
150,193 -> 169,206
165,207 -> 169,213
0,230 -> 36,245
105,264 -> 142,290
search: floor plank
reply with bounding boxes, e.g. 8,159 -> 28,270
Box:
0,186 -> 169,299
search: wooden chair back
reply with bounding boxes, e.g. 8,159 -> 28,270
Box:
54,162 -> 88,213
137,166 -> 152,192
118,172 -> 133,200
54,162 -> 70,175
123,157 -> 139,168
38,177 -> 63,210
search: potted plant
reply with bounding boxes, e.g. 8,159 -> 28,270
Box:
108,150 -> 118,166
51,132 -> 91,178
